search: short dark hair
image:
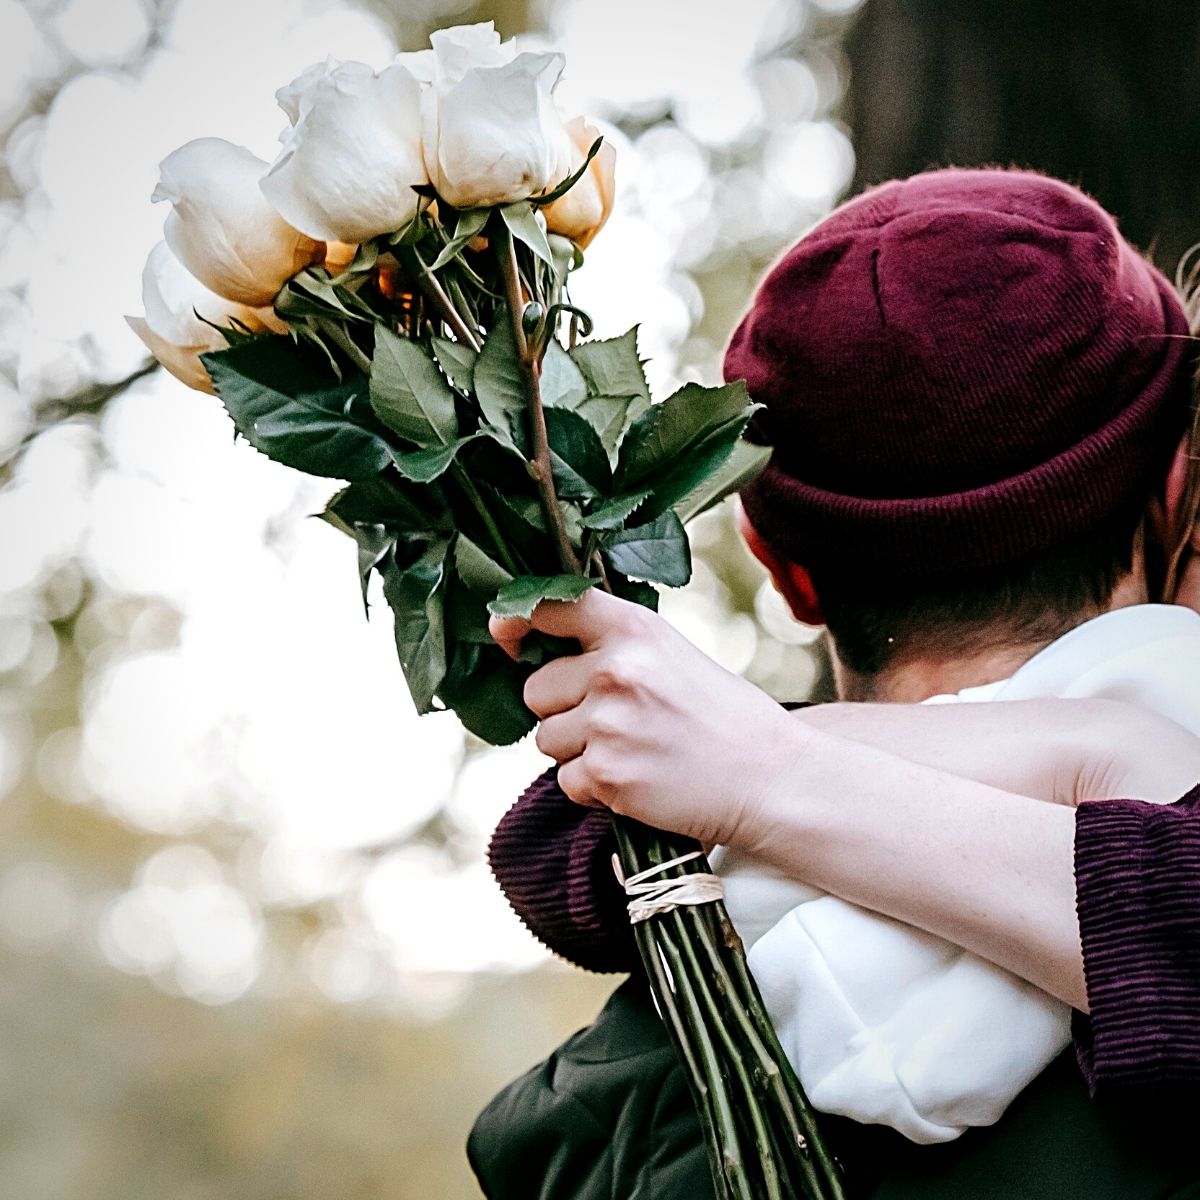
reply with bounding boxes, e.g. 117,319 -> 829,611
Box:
812,501 -> 1147,677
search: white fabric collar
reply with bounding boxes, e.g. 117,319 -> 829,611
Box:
927,604 -> 1200,704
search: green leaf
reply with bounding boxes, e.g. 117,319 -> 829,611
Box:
559,499 -> 585,545
487,574 -> 597,620
201,336 -> 391,480
325,475 -> 448,532
327,240 -> 379,285
499,200 -> 554,266
544,407 -> 612,500
389,433 -> 482,483
454,533 -> 513,593
540,340 -> 588,409
348,523 -> 393,615
570,328 -> 651,403
615,379 -> 756,490
438,642 -> 536,746
582,489 -> 652,530
532,136 -> 604,206
432,335 -> 478,392
286,321 -> 344,379
674,439 -> 772,525
575,393 -> 649,462
429,207 -> 489,271
496,489 -> 548,533
286,268 -> 379,323
632,420 -> 752,522
370,326 -> 459,447
444,570 -> 494,645
473,483 -> 557,575
601,511 -> 691,586
608,573 -> 660,611
381,541 -> 449,714
474,317 -> 525,446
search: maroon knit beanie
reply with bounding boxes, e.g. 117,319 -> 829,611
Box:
726,167 -> 1195,583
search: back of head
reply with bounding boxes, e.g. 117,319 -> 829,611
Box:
725,167 -> 1195,672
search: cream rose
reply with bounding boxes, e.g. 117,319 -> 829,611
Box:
152,137 -> 322,307
260,57 -> 429,244
417,22 -> 567,210
543,117 -> 617,249
126,240 -> 285,393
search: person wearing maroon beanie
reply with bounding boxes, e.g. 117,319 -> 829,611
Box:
470,168 -> 1200,1199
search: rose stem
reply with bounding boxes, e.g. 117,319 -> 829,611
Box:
613,821 -> 733,1200
706,904 -> 847,1198
685,901 -> 833,1198
448,465 -> 522,576
495,221 -> 581,576
655,917 -> 754,1200
401,247 -> 481,353
665,907 -> 783,1200
321,323 -> 372,374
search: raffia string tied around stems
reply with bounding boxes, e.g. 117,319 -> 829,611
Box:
613,850 -> 726,924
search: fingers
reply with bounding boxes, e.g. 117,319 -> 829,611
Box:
535,707 -> 588,762
523,651 -> 596,716
556,755 -> 601,807
489,614 -> 528,661
490,588 -> 645,659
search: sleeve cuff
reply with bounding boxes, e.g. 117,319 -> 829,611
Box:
1073,785 -> 1200,1092
488,766 -> 638,974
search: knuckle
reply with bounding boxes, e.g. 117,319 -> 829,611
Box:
586,748 -> 626,791
594,649 -> 645,693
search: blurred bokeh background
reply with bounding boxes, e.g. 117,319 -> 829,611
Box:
2,0 -> 1197,1196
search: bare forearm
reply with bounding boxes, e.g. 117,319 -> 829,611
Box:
739,726 -> 1088,1010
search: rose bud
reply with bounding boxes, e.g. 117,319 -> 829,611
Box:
261,57 -> 429,244
152,137 -> 322,307
418,22 -> 566,210
544,117 -> 616,249
125,241 -> 286,394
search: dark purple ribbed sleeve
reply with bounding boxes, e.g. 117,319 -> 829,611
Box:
488,702 -> 812,974
487,765 -> 638,973
1073,782 -> 1200,1093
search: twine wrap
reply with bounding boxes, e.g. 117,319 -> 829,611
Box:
612,849 -> 725,925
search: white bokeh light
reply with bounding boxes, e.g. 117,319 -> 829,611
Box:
99,844 -> 264,1004
52,0 -> 151,66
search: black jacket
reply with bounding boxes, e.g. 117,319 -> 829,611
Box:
470,977 -> 1200,1200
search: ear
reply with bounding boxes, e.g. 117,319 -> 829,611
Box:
1163,433 -> 1200,609
735,500 -> 825,626
1164,434 -> 1192,529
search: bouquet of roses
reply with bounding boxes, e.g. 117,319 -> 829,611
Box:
126,23 -> 846,1200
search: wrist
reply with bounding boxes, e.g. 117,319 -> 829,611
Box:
727,707 -> 824,858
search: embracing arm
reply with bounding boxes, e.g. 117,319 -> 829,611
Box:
489,592 -> 1200,996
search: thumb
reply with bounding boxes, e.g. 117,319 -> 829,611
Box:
489,587 -> 642,659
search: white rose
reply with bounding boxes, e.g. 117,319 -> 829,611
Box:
260,57 -> 429,244
417,21 -> 567,210
543,117 -> 617,249
125,240 -> 285,394
153,137 -> 322,307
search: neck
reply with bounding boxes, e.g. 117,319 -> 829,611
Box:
836,640 -> 1048,702
835,574 -> 1149,703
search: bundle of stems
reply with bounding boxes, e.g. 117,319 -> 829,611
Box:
492,223 -> 846,1199
613,822 -> 847,1199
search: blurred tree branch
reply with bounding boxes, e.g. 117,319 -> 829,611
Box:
3,359 -> 160,481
